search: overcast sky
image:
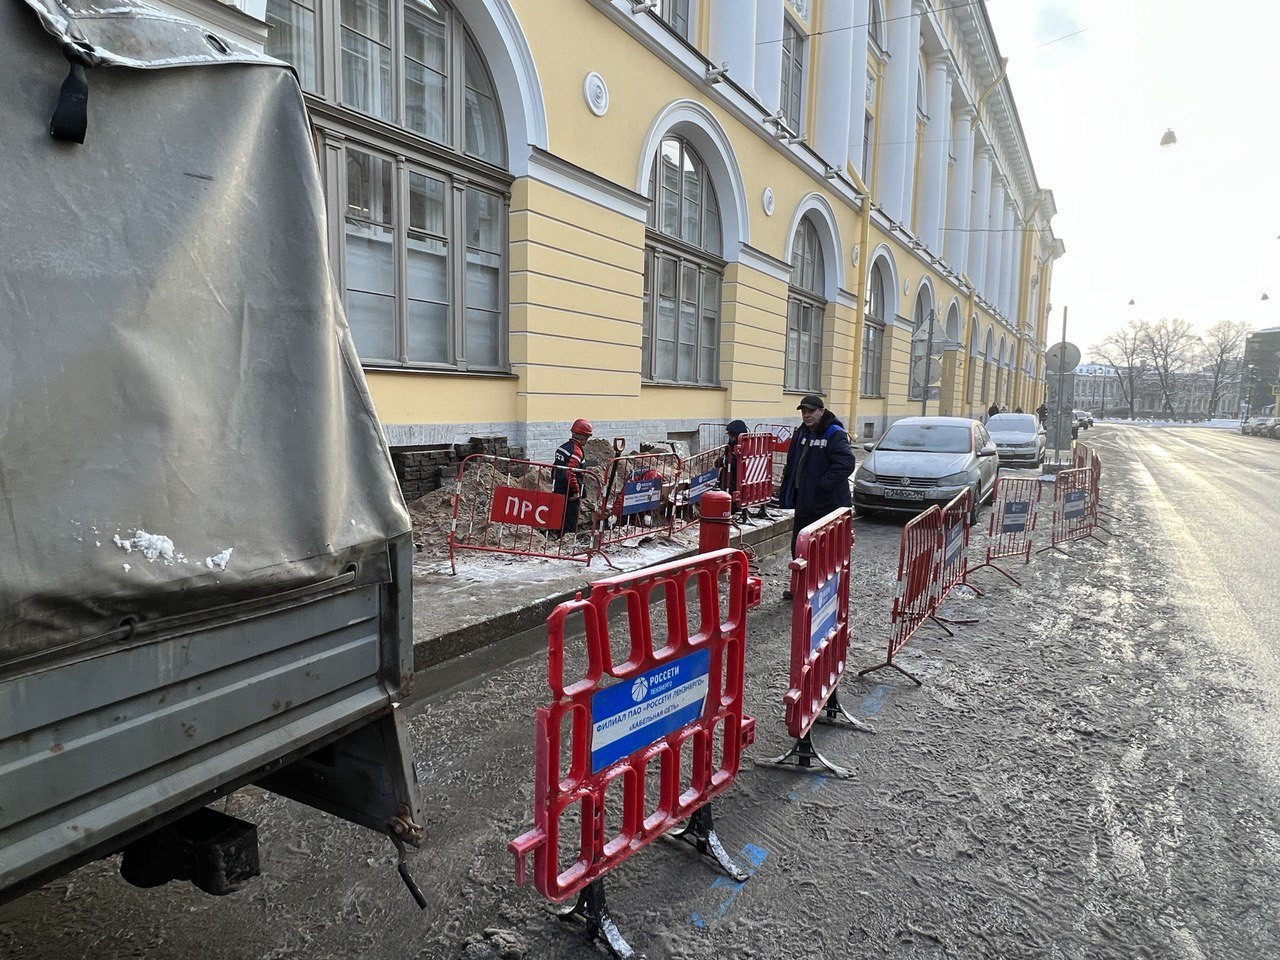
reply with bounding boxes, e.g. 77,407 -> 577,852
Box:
984,0 -> 1280,359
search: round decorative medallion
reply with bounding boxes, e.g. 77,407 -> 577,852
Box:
903,278 -> 911,295
583,72 -> 609,117
762,187 -> 775,216
851,246 -> 860,266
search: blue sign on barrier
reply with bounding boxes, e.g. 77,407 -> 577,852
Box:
944,521 -> 964,568
589,649 -> 711,772
687,469 -> 719,504
622,477 -> 662,516
808,576 -> 839,652
1064,489 -> 1086,520
1001,500 -> 1030,533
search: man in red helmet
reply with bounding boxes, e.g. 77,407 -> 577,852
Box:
552,418 -> 593,537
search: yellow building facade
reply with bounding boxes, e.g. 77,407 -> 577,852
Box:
247,0 -> 1062,458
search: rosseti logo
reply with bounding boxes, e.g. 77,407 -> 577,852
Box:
630,677 -> 648,702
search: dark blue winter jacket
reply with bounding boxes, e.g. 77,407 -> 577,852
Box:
778,412 -> 854,515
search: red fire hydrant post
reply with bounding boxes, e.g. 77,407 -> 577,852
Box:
699,491 -> 761,607
698,491 -> 733,553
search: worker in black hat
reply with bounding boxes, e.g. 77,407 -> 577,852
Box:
778,395 -> 853,600
716,419 -> 749,513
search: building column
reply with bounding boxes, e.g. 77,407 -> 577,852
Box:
999,204 -> 1016,317
983,176 -> 1004,302
814,0 -> 856,167
844,0 -> 871,178
874,0 -> 923,225
919,57 -> 951,255
754,0 -> 785,115
709,0 -> 759,97
968,142 -> 992,286
944,103 -> 975,275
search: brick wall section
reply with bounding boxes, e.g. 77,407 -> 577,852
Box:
392,436 -> 526,502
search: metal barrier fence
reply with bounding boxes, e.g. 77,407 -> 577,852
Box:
968,476 -> 1043,585
937,488 -> 978,603
509,548 -> 756,956
753,422 -> 793,490
859,506 -> 943,685
1073,440 -> 1090,470
597,452 -> 681,549
697,421 -> 729,455
734,433 -> 775,510
767,508 -> 870,777
449,454 -> 604,573
1038,466 -> 1102,554
672,445 -> 725,533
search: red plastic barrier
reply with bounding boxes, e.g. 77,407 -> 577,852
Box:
969,476 -> 1043,584
597,452 -> 681,548
449,454 -> 603,573
734,433 -> 774,510
858,507 -> 942,684
783,508 -> 853,739
509,548 -> 756,903
1039,466 -> 1098,553
753,423 -> 793,489
937,488 -> 976,603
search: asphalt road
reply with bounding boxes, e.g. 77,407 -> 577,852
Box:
2,423 -> 1279,960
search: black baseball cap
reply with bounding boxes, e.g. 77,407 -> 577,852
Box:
796,395 -> 824,411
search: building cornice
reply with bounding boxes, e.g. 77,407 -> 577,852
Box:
527,147 -> 650,222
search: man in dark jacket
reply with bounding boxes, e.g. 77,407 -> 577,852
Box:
716,419 -> 749,513
778,396 -> 854,599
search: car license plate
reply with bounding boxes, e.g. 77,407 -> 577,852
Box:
885,488 -> 925,500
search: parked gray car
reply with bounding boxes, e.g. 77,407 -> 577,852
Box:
853,416 -> 1000,522
985,413 -> 1047,467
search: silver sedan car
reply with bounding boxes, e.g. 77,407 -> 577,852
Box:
986,413 -> 1046,467
853,416 -> 999,522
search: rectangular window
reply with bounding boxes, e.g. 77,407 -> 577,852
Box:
786,297 -> 822,392
404,0 -> 449,143
265,0 -> 318,91
860,323 -> 883,396
341,0 -> 393,120
655,0 -> 691,39
643,248 -> 721,386
343,144 -> 505,371
780,20 -> 805,136
862,110 -> 875,186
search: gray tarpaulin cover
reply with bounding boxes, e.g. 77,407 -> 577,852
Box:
0,0 -> 412,662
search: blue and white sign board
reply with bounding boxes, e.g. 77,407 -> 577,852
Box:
1000,500 -> 1030,534
688,469 -> 719,504
944,521 -> 964,569
590,650 -> 710,773
622,477 -> 662,516
1064,489 -> 1086,520
808,576 -> 840,653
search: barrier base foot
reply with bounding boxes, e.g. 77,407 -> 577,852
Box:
669,805 -> 749,882
1035,544 -> 1071,556
815,688 -> 875,734
857,659 -> 923,686
552,879 -> 637,960
967,561 -> 1021,587
762,730 -> 854,778
932,613 -> 976,628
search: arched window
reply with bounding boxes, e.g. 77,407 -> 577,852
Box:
994,335 -> 1007,405
908,287 -> 934,401
966,316 -> 979,404
944,303 -> 960,342
642,137 -> 724,384
267,0 -> 510,371
981,327 -> 994,403
786,217 -> 826,392
860,260 -> 888,397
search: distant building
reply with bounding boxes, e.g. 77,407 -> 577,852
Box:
1242,327 -> 1280,415
1073,363 -> 1122,413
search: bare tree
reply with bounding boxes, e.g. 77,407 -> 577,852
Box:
1093,319 -> 1148,419
1142,318 -> 1199,417
1199,320 -> 1249,416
